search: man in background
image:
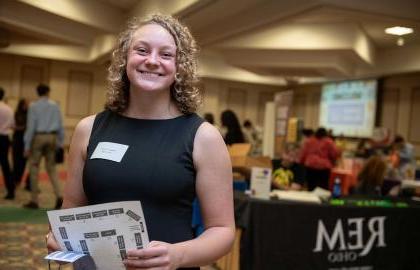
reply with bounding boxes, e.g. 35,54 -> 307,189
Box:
23,84 -> 64,209
0,87 -> 15,199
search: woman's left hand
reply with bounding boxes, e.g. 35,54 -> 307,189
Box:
124,241 -> 183,270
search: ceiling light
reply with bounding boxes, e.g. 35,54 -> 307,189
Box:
397,37 -> 405,46
385,26 -> 413,36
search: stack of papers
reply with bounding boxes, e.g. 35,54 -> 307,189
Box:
270,190 -> 322,203
401,180 -> 420,189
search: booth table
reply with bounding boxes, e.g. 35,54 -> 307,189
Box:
217,191 -> 420,270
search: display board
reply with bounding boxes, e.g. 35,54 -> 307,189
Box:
319,80 -> 377,137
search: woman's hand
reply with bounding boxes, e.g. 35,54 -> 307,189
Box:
46,231 -> 69,266
46,231 -> 61,253
124,241 -> 184,270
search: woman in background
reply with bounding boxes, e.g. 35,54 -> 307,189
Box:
300,127 -> 339,190
12,98 -> 28,187
203,112 -> 215,125
353,156 -> 387,195
220,109 -> 244,145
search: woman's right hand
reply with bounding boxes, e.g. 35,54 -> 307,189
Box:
46,231 -> 61,253
46,231 -> 70,266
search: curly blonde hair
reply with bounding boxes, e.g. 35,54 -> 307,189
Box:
106,14 -> 201,114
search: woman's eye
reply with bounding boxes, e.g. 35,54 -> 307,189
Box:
161,52 -> 174,59
136,48 -> 148,55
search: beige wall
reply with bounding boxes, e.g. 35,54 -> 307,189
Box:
200,78 -> 281,127
0,54 -> 281,146
0,53 -> 107,146
1,53 -> 418,157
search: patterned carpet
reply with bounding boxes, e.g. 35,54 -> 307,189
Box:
0,223 -> 72,270
0,173 -> 72,270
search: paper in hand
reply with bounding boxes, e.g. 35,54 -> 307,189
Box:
46,201 -> 149,270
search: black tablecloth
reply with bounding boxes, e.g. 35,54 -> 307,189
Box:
234,192 -> 420,270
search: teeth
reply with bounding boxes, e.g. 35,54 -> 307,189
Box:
140,71 -> 160,76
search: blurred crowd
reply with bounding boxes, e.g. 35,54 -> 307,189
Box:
274,127 -> 417,197
202,109 -> 418,198
0,85 -> 64,209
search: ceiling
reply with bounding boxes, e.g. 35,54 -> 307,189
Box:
1,0 -> 420,85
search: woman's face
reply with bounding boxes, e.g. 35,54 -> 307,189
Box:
126,23 -> 177,93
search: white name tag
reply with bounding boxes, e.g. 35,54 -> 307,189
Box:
90,142 -> 129,162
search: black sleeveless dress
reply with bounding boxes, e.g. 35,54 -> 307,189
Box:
83,110 -> 203,270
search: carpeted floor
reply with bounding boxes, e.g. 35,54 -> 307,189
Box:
0,223 -> 72,270
0,174 -> 71,270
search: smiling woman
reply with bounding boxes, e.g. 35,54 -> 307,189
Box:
126,23 -> 177,95
46,14 -> 235,270
107,14 -> 201,115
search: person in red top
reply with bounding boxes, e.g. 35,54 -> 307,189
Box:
300,127 -> 339,190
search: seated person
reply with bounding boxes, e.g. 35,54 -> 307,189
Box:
391,135 -> 416,179
272,148 -> 305,190
352,156 -> 387,196
355,138 -> 373,159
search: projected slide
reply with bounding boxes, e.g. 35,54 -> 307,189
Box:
319,80 -> 377,138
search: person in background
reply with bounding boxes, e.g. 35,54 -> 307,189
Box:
273,142 -> 305,190
46,14 -> 234,269
391,135 -> 416,179
298,128 -> 314,153
300,127 -> 339,190
355,138 -> 372,159
301,128 -> 314,143
335,133 -> 347,153
352,155 -> 387,196
243,119 -> 262,155
327,128 -> 335,140
204,112 -> 223,136
220,109 -> 245,145
203,112 -> 215,125
12,98 -> 29,188
23,84 -> 64,209
0,87 -> 15,199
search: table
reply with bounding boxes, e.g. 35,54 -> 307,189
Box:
223,192 -> 420,270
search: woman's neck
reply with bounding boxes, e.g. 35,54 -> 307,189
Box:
124,87 -> 182,119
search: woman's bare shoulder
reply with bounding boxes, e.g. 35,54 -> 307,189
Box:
74,115 -> 96,136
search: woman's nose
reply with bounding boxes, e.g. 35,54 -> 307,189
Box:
145,52 -> 159,65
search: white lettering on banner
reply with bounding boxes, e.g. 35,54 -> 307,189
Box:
327,251 -> 357,262
313,219 -> 346,252
313,216 -> 386,257
347,218 -> 364,250
360,216 -> 386,256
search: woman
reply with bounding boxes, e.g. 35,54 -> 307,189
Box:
47,14 -> 235,269
353,156 -> 387,195
12,98 -> 28,186
220,109 -> 244,145
300,127 -> 339,190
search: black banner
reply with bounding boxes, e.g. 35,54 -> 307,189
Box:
235,192 -> 420,270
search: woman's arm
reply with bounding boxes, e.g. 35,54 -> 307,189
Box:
47,115 -> 95,252
124,122 -> 235,269
62,115 -> 95,209
180,121 -> 235,265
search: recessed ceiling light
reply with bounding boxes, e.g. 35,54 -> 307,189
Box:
385,26 -> 413,36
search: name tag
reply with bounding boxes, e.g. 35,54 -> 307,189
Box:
90,142 -> 129,162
